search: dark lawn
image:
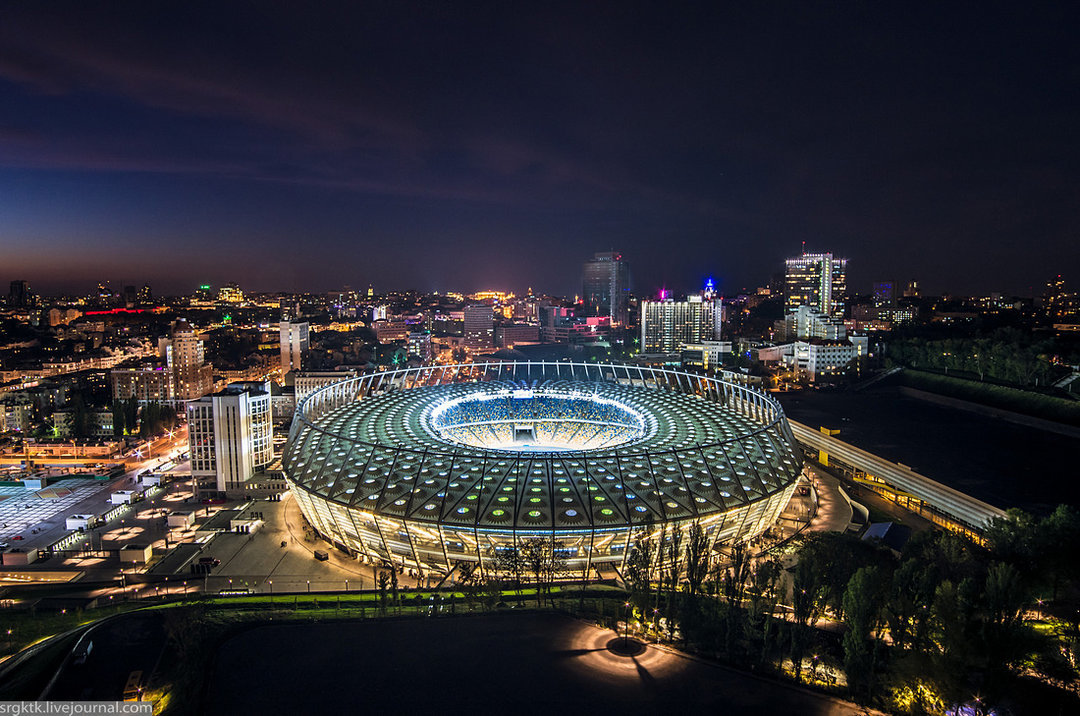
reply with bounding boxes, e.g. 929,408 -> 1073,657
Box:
206,612 -> 864,715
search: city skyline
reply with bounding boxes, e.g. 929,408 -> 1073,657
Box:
2,4 -> 1077,297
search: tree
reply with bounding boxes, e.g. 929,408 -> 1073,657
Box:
684,522 -> 710,596
480,577 -> 504,611
1032,505 -> 1080,601
162,602 -> 210,666
625,528 -> 655,622
123,396 -> 139,435
842,566 -> 887,701
790,552 -> 827,681
983,562 -> 1025,631
663,528 -> 684,634
110,400 -> 126,438
521,537 -> 566,607
458,563 -> 482,611
493,543 -> 526,605
745,558 -> 783,668
885,559 -> 936,653
377,569 -> 391,614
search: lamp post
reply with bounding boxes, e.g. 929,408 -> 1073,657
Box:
307,580 -> 310,594
623,601 -> 630,650
269,580 -> 273,604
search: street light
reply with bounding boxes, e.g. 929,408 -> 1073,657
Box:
623,601 -> 630,650
307,580 -> 311,594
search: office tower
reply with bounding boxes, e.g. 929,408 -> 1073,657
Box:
872,281 -> 896,308
407,331 -> 434,363
582,251 -> 630,325
158,320 -> 213,400
137,284 -> 152,305
789,305 -> 847,341
784,251 -> 848,317
187,381 -> 272,495
463,303 -> 494,352
123,285 -> 137,307
7,280 -> 31,307
218,282 -> 244,304
902,280 -> 920,298
280,321 -> 310,375
640,295 -> 722,353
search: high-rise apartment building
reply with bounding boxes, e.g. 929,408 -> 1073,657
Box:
582,252 -> 630,325
111,360 -> 175,404
640,295 -> 722,353
158,321 -> 213,401
784,252 -> 848,318
280,321 -> 310,375
463,304 -> 494,352
8,280 -> 31,307
187,381 -> 273,495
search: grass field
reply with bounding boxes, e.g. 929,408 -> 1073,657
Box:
897,369 -> 1080,426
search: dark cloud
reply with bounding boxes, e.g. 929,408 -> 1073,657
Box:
0,2 -> 1077,296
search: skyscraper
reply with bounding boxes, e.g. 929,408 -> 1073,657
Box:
280,321 -> 310,376
463,303 -> 494,352
582,251 -> 630,326
158,321 -> 213,400
872,281 -> 896,308
640,294 -> 722,353
784,251 -> 848,318
8,280 -> 31,307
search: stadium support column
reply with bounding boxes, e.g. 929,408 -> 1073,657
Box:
474,524 -> 486,579
370,513 -> 394,566
436,524 -> 453,576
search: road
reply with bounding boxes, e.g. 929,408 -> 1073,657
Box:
45,610 -> 166,701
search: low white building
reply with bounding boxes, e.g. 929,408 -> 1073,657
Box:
110,489 -> 141,504
167,511 -> 195,529
66,514 -> 102,530
792,340 -> 859,381
119,543 -> 152,564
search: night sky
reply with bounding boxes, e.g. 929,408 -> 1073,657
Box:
1,2 -> 1077,298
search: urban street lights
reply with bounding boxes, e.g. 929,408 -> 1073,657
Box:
623,601 -> 631,650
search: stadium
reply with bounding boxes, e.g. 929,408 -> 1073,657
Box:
282,362 -> 804,576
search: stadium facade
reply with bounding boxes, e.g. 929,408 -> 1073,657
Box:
282,362 -> 804,576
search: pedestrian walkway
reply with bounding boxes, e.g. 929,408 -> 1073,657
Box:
805,467 -> 853,533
